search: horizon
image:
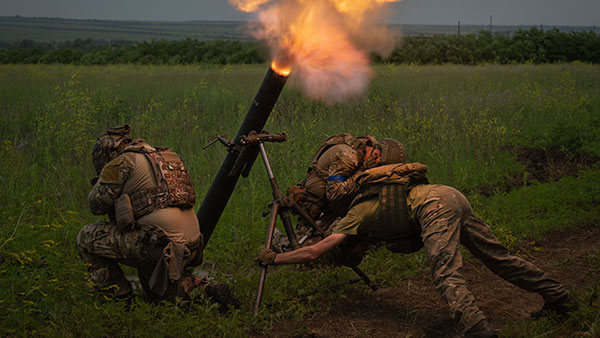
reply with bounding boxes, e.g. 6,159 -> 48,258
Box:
1,0 -> 599,27
2,15 -> 597,28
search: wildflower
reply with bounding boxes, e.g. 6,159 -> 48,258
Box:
15,141 -> 28,152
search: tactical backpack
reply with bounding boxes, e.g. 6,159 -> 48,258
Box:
306,133 -> 376,181
118,140 -> 196,221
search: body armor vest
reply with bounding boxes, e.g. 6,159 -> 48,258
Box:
353,163 -> 429,253
121,140 -> 196,219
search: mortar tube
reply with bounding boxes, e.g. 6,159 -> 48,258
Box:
197,66 -> 289,246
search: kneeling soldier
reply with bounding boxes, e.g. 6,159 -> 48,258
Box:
78,126 -> 238,309
259,157 -> 578,337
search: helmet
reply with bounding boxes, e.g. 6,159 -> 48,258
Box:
376,138 -> 406,166
92,125 -> 132,174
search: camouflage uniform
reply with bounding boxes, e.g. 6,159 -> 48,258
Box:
288,135 -> 377,245
301,143 -> 365,216
333,183 -> 571,334
78,141 -> 203,301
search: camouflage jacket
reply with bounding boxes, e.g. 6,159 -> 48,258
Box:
322,143 -> 365,205
299,143 -> 365,212
89,140 -> 195,219
89,152 -> 138,216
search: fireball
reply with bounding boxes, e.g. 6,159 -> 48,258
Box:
230,0 -> 401,103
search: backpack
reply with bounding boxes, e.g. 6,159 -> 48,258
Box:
306,133 -> 376,180
120,140 -> 196,219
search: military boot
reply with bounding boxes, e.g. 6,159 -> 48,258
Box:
531,294 -> 579,320
204,282 -> 241,313
464,320 -> 498,338
181,276 -> 240,312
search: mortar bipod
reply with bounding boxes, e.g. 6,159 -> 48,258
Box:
248,131 -> 298,250
252,130 -> 306,315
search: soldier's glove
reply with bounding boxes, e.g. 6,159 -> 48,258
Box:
286,185 -> 306,204
257,248 -> 277,266
90,176 -> 99,186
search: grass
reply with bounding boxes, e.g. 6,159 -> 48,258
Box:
0,63 -> 599,337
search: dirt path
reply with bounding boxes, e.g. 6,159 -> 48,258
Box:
260,225 -> 600,337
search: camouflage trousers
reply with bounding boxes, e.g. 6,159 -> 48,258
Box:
416,185 -> 569,334
76,221 -> 203,301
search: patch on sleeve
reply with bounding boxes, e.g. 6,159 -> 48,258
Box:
99,165 -> 121,183
328,175 -> 347,182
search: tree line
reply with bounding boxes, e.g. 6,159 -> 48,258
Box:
1,27 -> 599,65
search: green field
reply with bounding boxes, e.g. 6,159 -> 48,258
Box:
1,16 -> 595,43
1,63 -> 599,336
0,17 -> 254,42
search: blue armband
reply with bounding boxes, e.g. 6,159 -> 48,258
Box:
327,175 -> 346,182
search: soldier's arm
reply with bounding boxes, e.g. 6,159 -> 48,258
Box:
274,233 -> 348,265
325,148 -> 361,204
88,155 -> 134,215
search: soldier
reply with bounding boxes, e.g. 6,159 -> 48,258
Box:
77,125 -> 238,309
281,134 -> 405,248
259,160 -> 578,337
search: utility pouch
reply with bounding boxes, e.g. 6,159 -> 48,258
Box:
115,193 -> 135,231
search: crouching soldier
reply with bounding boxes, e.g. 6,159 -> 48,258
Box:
259,159 -> 578,337
78,125 -> 238,309
280,134 -> 405,249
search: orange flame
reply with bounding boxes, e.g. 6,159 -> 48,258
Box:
230,0 -> 401,103
271,61 -> 292,76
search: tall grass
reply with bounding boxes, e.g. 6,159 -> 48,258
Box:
1,63 -> 599,336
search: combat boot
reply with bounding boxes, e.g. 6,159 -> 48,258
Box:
204,282 -> 241,313
181,276 -> 240,312
464,319 -> 498,338
531,294 -> 579,320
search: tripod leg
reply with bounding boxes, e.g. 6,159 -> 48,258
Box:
349,265 -> 378,291
254,202 -> 280,315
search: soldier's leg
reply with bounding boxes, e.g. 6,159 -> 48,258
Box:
77,222 -> 134,297
134,231 -> 203,302
78,222 -> 162,298
418,186 -> 487,334
134,247 -> 164,301
459,202 -> 569,302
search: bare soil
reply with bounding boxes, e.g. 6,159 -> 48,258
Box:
257,148 -> 600,337
474,146 -> 599,196
259,225 -> 600,338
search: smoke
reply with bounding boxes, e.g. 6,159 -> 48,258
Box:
231,0 -> 401,103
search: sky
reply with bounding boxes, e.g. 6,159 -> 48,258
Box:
1,0 -> 599,26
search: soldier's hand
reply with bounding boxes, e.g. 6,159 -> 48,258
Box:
257,248 -> 277,266
90,176 -> 99,186
286,185 -> 305,203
